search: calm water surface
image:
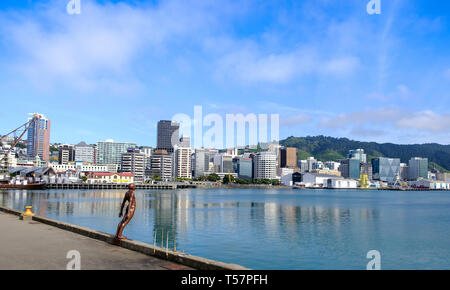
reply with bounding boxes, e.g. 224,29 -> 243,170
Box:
1,188 -> 449,269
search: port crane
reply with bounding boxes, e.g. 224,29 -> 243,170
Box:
0,115 -> 38,175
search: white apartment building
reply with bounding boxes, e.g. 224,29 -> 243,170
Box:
175,147 -> 192,179
254,151 -> 277,180
75,142 -> 96,164
151,151 -> 173,181
121,148 -> 145,180
0,145 -> 17,169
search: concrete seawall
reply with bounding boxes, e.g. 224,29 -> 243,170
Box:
0,205 -> 248,270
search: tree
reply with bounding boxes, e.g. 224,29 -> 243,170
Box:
207,173 -> 220,182
271,179 -> 280,186
152,174 -> 162,181
222,174 -> 235,184
81,176 -> 87,182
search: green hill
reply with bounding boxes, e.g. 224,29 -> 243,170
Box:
280,136 -> 450,172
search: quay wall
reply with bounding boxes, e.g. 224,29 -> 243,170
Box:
0,205 -> 248,270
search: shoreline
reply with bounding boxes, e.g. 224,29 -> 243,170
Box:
0,205 -> 249,270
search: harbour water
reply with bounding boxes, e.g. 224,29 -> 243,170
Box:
1,188 -> 449,269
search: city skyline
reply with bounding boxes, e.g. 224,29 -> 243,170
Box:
0,0 -> 449,146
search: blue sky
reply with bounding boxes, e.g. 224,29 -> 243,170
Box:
0,0 -> 449,146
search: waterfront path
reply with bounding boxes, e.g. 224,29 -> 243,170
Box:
0,212 -> 192,270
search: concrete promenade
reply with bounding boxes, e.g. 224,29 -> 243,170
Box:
0,211 -> 192,270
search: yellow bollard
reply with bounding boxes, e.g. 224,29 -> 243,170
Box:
23,206 -> 35,216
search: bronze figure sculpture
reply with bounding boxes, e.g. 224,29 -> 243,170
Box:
115,183 -> 137,240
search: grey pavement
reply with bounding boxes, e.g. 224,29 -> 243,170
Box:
0,212 -> 192,270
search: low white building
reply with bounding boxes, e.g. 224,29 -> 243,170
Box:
50,163 -> 110,172
327,179 -> 358,189
300,173 -> 358,189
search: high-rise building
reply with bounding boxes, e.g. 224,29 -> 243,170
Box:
27,113 -> 51,161
254,151 -> 277,180
348,149 -> 367,163
150,150 -> 173,181
121,148 -> 145,180
279,147 -> 298,168
399,163 -> 409,180
360,163 -> 373,181
339,158 -> 361,179
192,148 -> 211,178
157,120 -> 179,153
175,137 -> 192,179
75,142 -> 96,164
234,157 -> 253,180
408,157 -> 428,180
213,153 -> 234,173
372,157 -> 401,183
58,144 -> 75,165
97,140 -> 136,169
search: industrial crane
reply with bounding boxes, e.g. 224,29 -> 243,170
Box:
0,115 -> 38,174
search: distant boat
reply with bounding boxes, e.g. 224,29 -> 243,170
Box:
0,183 -> 45,190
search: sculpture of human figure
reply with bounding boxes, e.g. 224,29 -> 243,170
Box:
115,183 -> 137,240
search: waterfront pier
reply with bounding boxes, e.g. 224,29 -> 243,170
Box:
0,206 -> 248,270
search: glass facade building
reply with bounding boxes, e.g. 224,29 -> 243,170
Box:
372,157 -> 401,183
27,113 -> 51,161
97,140 -> 136,169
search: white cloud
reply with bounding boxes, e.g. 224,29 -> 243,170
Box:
216,44 -> 360,84
319,108 -> 400,129
320,108 -> 450,133
396,111 -> 450,132
0,0 -> 225,93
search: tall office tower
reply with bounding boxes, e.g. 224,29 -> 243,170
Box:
121,148 -> 145,180
339,158 -> 361,179
360,163 -> 373,181
75,142 -> 95,164
97,140 -> 137,169
234,157 -> 253,180
372,157 -> 401,183
213,153 -> 233,173
192,149 -> 211,178
150,150 -> 173,181
254,151 -> 277,180
27,113 -> 51,161
348,149 -> 367,164
400,163 -> 409,180
175,137 -> 192,179
408,157 -> 428,181
279,147 -> 298,168
157,120 -> 180,153
58,144 -> 75,165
